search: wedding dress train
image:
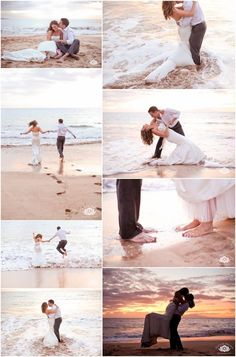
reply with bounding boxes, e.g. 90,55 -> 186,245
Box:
174,179 -> 235,222
43,318 -> 58,347
2,39 -> 58,62
145,26 -> 194,83
150,128 -> 205,166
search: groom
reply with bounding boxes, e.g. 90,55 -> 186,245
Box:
48,299 -> 62,342
49,226 -> 71,257
50,119 -> 76,160
176,1 -> 207,69
55,18 -> 80,62
148,106 -> 185,159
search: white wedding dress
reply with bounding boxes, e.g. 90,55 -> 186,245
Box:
141,302 -> 176,344
145,25 -> 194,83
32,241 -> 46,267
174,179 -> 235,222
2,36 -> 59,63
43,318 -> 58,347
30,132 -> 41,166
150,125 -> 205,166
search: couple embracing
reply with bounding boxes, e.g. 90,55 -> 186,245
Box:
41,299 -> 63,347
141,287 -> 195,351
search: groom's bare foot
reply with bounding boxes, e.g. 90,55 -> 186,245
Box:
129,232 -> 157,243
70,53 -> 80,60
175,219 -> 200,232
57,53 -> 69,63
142,227 -> 158,233
182,222 -> 213,237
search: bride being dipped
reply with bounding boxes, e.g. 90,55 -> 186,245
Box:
141,287 -> 195,350
2,20 -> 63,63
145,1 -> 206,83
20,120 -> 49,166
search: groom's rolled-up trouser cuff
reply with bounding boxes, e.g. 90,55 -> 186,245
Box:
189,21 -> 207,65
116,179 -> 143,239
54,317 -> 62,342
56,40 -> 80,55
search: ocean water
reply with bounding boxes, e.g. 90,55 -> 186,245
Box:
1,108 -> 102,146
103,317 -> 235,342
103,111 -> 235,175
2,18 -> 101,36
2,289 -> 101,356
103,0 -> 235,88
1,221 -> 102,270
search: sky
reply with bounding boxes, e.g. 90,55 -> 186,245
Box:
103,268 -> 235,319
1,69 -> 102,108
1,1 -> 102,20
103,89 -> 235,113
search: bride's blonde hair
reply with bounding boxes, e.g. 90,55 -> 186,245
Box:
162,1 -> 175,20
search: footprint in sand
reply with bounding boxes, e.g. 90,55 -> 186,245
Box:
57,191 -> 66,195
94,182 -> 101,186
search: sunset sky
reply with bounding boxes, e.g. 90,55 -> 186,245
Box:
103,268 -> 235,319
103,89 -> 235,113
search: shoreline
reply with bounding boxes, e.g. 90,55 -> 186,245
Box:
1,34 -> 101,68
103,336 -> 235,356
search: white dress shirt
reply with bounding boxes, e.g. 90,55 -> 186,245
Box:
63,26 -> 76,45
48,304 -> 62,319
160,108 -> 181,128
180,1 -> 205,27
57,123 -> 68,137
52,228 -> 70,241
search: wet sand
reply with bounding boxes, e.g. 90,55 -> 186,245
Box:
103,191 -> 235,267
1,35 -> 101,68
1,145 -> 102,220
105,165 -> 234,179
103,336 -> 235,356
2,268 -> 101,288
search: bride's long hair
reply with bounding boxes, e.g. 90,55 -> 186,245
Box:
162,1 -> 175,20
41,302 -> 48,313
29,120 -> 38,127
141,127 -> 154,145
47,20 -> 60,32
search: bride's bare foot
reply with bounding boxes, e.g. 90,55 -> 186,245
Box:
129,232 -> 157,243
182,222 -> 213,238
175,219 -> 200,232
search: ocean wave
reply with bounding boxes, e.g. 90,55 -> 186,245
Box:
1,139 -> 102,148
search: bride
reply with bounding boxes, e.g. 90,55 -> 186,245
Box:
41,302 -> 58,347
145,1 -> 197,83
2,20 -> 63,63
141,292 -> 195,347
174,180 -> 235,237
32,233 -> 50,268
20,120 -> 49,166
141,122 -> 205,166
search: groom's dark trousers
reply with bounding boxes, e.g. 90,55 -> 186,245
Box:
57,39 -> 80,56
170,314 -> 183,350
57,240 -> 67,255
57,136 -> 65,158
189,22 -> 207,65
54,317 -> 62,342
153,121 -> 185,158
116,179 -> 143,239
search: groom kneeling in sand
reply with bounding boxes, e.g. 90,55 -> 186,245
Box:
48,299 -> 63,342
55,18 -> 80,62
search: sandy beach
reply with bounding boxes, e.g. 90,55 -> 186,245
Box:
2,268 -> 101,288
1,144 -> 102,220
103,336 -> 235,356
103,191 -> 235,267
1,34 -> 101,68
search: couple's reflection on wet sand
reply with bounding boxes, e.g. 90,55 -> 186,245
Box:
28,158 -> 64,176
